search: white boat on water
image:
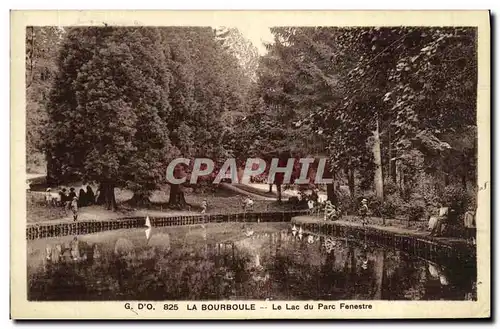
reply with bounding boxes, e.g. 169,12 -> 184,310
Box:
145,216 -> 152,240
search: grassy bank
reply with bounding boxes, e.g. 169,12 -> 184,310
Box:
27,185 -> 294,224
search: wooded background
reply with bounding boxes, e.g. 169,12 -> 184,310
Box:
26,26 -> 477,220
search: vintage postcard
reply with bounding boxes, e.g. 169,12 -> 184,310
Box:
11,10 -> 490,319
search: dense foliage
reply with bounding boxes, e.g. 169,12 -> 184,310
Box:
236,27 -> 477,218
27,26 -> 477,219
41,26 -> 252,209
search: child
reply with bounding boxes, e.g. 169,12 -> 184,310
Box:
242,197 -> 254,211
71,196 -> 78,221
201,199 -> 208,214
359,199 -> 369,226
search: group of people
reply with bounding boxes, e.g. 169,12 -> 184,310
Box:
307,193 -> 369,225
199,196 -> 255,214
323,198 -> 369,225
322,200 -> 342,221
428,204 -> 476,244
45,185 -> 96,221
45,237 -> 101,265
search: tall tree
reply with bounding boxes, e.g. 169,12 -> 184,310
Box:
46,27 -> 172,209
255,26 -> 477,207
161,27 -> 250,208
25,26 -> 64,172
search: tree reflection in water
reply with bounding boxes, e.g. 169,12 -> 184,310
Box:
28,229 -> 476,301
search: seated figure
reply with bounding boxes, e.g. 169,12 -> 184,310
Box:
429,206 -> 448,237
324,201 -> 338,221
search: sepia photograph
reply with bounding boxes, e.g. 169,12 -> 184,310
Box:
11,10 -> 490,319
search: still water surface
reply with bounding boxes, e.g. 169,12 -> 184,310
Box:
27,223 -> 476,301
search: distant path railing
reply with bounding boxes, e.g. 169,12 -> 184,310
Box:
26,210 -> 309,240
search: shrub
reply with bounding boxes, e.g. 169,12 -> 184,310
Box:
440,184 -> 470,225
384,180 -> 399,196
337,192 -> 358,215
381,193 -> 408,217
347,192 -> 384,217
442,184 -> 468,208
411,173 -> 440,207
379,200 -> 397,218
407,203 -> 426,221
404,194 -> 427,221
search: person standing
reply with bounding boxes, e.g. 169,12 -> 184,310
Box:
86,185 -> 95,205
201,199 -> 208,214
67,188 -> 77,209
68,187 -> 77,200
71,196 -> 79,221
359,199 -> 369,226
78,188 -> 87,207
59,188 -> 68,208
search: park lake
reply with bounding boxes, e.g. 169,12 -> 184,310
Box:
27,222 -> 476,301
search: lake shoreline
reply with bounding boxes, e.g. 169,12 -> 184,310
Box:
292,216 -> 476,269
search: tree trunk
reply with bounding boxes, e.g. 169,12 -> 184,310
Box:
96,183 -> 106,205
46,152 -> 57,186
461,154 -> 468,190
46,152 -> 65,186
395,160 -> 402,192
349,246 -> 356,275
323,166 -> 337,203
388,128 -> 397,183
168,184 -> 188,209
461,175 -> 467,191
373,117 -> 384,201
346,166 -> 355,198
327,184 -> 336,203
97,182 -> 117,211
390,159 -> 397,183
105,183 -> 117,211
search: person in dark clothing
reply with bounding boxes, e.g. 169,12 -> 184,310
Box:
78,188 -> 87,207
59,188 -> 68,207
67,188 -> 77,209
310,189 -> 319,202
86,185 -> 95,205
68,188 -> 77,200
